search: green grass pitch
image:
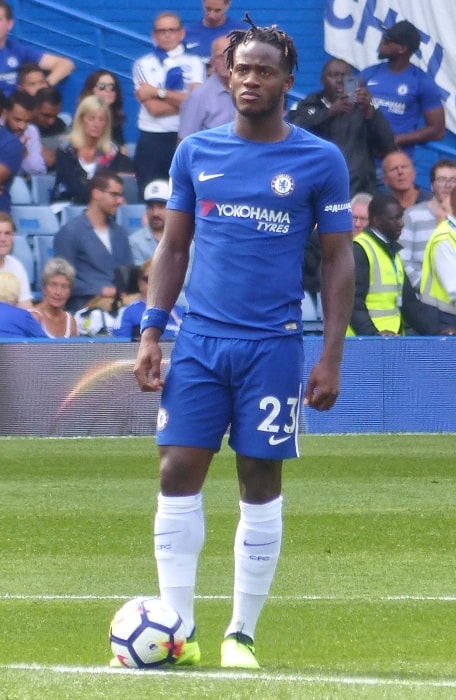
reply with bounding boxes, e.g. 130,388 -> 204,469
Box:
1,434 -> 456,699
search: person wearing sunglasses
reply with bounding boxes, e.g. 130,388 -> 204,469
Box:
78,70 -> 127,153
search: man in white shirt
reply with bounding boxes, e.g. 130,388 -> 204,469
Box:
133,11 -> 204,198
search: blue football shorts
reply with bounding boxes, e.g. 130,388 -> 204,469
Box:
156,330 -> 304,459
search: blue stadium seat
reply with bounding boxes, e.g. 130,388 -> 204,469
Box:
30,174 -> 56,204
11,235 -> 34,286
120,174 -> 139,204
33,235 -> 55,291
60,205 -> 86,225
10,205 -> 60,237
10,176 -> 33,204
116,203 -> 145,234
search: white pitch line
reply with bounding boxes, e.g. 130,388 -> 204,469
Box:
1,593 -> 456,602
2,663 -> 456,689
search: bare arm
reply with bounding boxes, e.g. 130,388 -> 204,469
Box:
394,106 -> 446,148
134,209 -> 194,392
304,231 -> 354,410
0,163 -> 12,186
39,54 -> 75,86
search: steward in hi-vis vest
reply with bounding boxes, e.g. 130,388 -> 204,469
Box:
348,192 -> 440,336
420,213 -> 456,333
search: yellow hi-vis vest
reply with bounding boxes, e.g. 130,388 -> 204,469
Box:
347,232 -> 405,336
420,220 -> 456,316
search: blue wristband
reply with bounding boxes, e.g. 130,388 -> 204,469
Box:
140,307 -> 170,335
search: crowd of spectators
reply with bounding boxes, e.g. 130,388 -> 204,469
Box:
0,3 -> 455,340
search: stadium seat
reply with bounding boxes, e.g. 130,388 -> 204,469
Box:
11,235 -> 35,286
59,205 -> 86,225
116,203 -> 145,234
10,176 -> 33,204
120,174 -> 140,204
33,235 -> 55,291
30,174 -> 56,204
10,205 -> 60,237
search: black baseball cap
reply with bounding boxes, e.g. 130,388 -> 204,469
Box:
382,20 -> 421,54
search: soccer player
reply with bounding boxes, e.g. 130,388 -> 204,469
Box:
133,14 -> 354,669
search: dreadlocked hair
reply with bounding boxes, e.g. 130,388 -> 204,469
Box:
225,12 -> 298,75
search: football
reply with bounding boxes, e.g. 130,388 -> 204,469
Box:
109,597 -> 186,668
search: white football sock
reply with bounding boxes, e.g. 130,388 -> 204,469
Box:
154,492 -> 204,637
225,496 -> 283,641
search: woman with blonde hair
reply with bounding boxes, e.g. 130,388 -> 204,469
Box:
51,95 -> 133,204
0,272 -> 47,338
78,70 -> 128,153
30,257 -> 78,338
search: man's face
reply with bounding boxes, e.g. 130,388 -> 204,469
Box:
0,8 -> 13,44
230,40 -> 293,119
33,101 -> 61,129
377,202 -> 404,242
94,181 -> 124,218
0,220 -> 14,261
378,37 -> 406,61
352,202 -> 369,235
146,201 -> 166,236
210,37 -> 230,83
19,70 -> 47,96
4,104 -> 33,137
321,60 -> 351,102
382,153 -> 416,193
431,167 -> 456,204
202,0 -> 228,28
153,16 -> 185,52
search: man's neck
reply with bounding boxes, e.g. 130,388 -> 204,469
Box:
234,112 -> 290,144
387,55 -> 411,74
392,186 -> 418,209
86,205 -> 109,230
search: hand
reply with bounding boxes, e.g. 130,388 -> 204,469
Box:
133,331 -> 165,392
379,330 -> 401,336
136,82 -> 155,103
101,286 -> 116,297
440,327 -> 456,336
354,85 -> 374,117
303,359 -> 341,412
328,96 -> 352,116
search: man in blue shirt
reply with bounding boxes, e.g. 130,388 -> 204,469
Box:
360,20 -> 445,160
133,15 -> 354,671
0,0 -> 74,95
54,170 -> 133,312
184,0 -> 242,72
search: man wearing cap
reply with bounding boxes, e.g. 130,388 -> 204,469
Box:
360,20 -> 445,160
129,180 -> 170,265
129,179 -> 192,308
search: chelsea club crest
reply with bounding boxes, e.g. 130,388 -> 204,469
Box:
271,174 -> 295,197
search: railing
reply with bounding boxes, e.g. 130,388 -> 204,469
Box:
13,0 -> 151,78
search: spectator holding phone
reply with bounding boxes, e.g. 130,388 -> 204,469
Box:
289,58 -> 395,196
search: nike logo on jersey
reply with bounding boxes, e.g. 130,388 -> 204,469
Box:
186,42 -> 199,49
268,434 -> 292,446
243,539 -> 278,547
366,80 -> 379,86
198,171 -> 224,181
